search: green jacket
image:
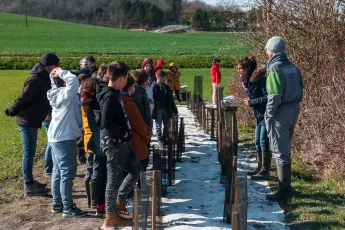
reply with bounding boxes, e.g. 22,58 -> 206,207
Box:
265,52 -> 303,117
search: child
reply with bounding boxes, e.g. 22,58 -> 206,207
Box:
153,70 -> 178,145
120,76 -> 152,172
154,59 -> 164,73
47,67 -> 86,217
97,62 -> 143,229
146,76 -> 154,115
142,58 -> 156,84
81,78 -> 106,216
167,63 -> 182,103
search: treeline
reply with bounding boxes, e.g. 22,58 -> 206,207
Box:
1,0 -> 247,31
1,0 -> 178,29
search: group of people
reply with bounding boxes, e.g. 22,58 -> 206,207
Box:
4,35 -> 302,228
5,55 -> 179,228
238,36 -> 303,202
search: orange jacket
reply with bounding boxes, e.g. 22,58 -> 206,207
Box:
167,70 -> 182,90
211,63 -> 222,84
120,94 -> 151,160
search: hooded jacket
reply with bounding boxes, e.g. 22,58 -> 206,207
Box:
97,85 -> 132,142
265,53 -> 303,118
133,85 -> 153,128
244,67 -> 268,126
167,67 -> 182,90
210,63 -> 222,84
81,97 -> 101,154
153,83 -> 178,119
120,94 -> 150,160
154,60 -> 164,73
7,63 -> 52,128
47,71 -> 82,142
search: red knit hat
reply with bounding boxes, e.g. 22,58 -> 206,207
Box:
142,59 -> 152,68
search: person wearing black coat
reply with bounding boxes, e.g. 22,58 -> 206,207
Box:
5,52 -> 60,196
238,57 -> 271,180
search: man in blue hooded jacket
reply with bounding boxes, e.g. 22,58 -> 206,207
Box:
264,36 -> 304,202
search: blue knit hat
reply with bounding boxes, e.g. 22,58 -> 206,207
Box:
265,36 -> 286,53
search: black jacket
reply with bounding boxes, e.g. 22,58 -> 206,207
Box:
246,68 -> 268,126
7,63 -> 52,128
133,85 -> 152,128
153,83 -> 178,119
97,85 -> 132,142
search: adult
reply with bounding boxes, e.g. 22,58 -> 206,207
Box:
142,58 -> 156,83
86,56 -> 98,74
5,52 -> 59,196
154,59 -> 164,73
210,58 -> 222,104
237,57 -> 270,180
264,36 -> 303,202
75,57 -> 92,78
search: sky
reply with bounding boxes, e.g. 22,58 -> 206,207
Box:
203,0 -> 218,5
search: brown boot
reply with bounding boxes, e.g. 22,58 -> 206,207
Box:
251,153 -> 272,180
247,152 -> 262,176
100,213 -> 132,229
116,200 -> 133,220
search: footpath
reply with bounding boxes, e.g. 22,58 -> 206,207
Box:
0,106 -> 288,230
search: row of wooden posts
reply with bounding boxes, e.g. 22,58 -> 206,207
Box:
132,115 -> 185,229
185,76 -> 248,229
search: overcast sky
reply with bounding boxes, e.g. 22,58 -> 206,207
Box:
203,0 -> 217,5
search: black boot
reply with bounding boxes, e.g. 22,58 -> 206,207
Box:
247,152 -> 262,176
266,164 -> 292,202
85,181 -> 91,208
251,153 -> 272,180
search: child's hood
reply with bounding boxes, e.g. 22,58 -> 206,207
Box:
47,87 -> 65,108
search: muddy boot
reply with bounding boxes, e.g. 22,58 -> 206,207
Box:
266,164 -> 292,202
247,152 -> 262,176
116,200 -> 133,220
85,181 -> 91,208
251,153 -> 272,180
100,213 -> 132,229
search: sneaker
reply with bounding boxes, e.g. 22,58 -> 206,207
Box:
62,204 -> 87,218
116,201 -> 133,220
100,213 -> 132,229
24,186 -> 49,197
52,204 -> 63,213
33,180 -> 47,188
95,204 -> 105,217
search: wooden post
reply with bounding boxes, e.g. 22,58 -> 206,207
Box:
230,156 -> 237,210
231,113 -> 236,157
152,171 -> 157,230
202,104 -> 206,130
232,212 -> 239,230
133,188 -> 139,230
211,109 -> 215,140
217,120 -> 221,153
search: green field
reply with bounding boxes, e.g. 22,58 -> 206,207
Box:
0,12 -> 249,56
0,68 -> 233,183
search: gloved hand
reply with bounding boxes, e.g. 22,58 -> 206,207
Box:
5,108 -> 15,116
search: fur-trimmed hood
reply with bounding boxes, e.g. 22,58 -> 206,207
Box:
250,67 -> 266,83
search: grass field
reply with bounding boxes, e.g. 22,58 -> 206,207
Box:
0,68 -> 233,184
0,13 -> 249,56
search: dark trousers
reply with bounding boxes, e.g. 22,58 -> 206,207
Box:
171,90 -> 181,102
101,137 -> 143,215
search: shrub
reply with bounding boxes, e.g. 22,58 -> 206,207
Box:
0,55 -> 238,70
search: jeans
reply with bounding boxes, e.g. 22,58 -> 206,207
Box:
101,137 -> 143,215
42,120 -> 53,174
155,108 -> 170,140
50,140 -> 77,210
18,125 -> 38,189
254,124 -> 269,154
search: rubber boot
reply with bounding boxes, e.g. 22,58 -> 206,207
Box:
247,152 -> 262,176
251,153 -> 272,180
266,164 -> 292,202
85,181 -> 91,208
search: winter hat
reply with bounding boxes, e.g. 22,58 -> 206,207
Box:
142,59 -> 152,68
40,52 -> 60,67
86,56 -> 96,63
265,36 -> 286,53
169,63 -> 177,68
